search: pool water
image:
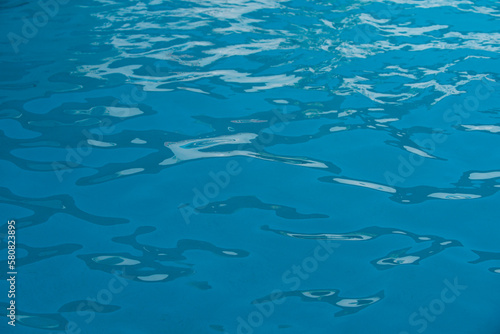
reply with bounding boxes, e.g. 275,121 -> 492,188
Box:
1,0 -> 500,333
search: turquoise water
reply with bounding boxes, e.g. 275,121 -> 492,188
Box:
1,0 -> 500,333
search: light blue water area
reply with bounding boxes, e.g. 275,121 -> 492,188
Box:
1,0 -> 500,333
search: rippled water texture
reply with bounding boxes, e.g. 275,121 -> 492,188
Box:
1,0 -> 500,333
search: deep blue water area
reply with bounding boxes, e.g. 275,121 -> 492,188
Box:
1,0 -> 500,333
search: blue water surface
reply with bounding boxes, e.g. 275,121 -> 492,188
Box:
1,0 -> 500,333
